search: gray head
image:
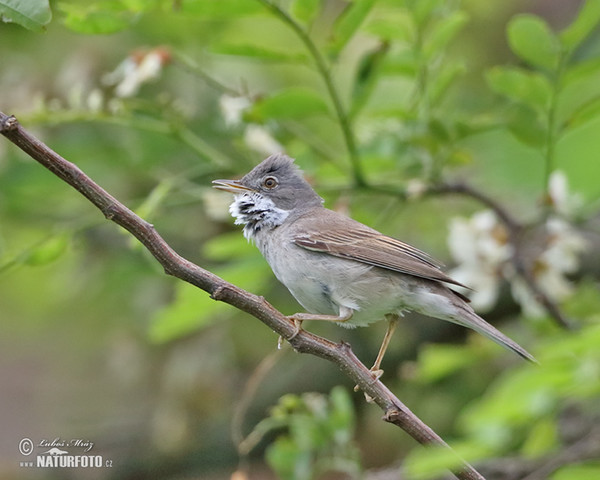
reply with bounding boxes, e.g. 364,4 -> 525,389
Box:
213,154 -> 323,239
213,153 -> 323,211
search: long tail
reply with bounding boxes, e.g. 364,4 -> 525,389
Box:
454,308 -> 537,363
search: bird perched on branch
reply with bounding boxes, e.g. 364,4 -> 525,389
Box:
213,154 -> 536,378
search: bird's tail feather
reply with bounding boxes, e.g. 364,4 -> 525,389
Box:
455,309 -> 537,363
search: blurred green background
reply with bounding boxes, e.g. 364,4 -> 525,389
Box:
1,1 -> 599,479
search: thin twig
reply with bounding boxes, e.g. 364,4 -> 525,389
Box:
0,112 -> 484,480
256,0 -> 365,186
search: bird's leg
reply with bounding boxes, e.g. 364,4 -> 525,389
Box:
370,314 -> 399,378
286,306 -> 353,340
354,315 -> 399,395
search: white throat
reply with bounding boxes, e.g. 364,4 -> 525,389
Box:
229,192 -> 290,240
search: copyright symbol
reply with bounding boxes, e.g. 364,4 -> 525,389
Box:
19,438 -> 34,456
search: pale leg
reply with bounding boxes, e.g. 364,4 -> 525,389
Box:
354,314 -> 399,396
370,314 -> 399,378
287,306 -> 354,339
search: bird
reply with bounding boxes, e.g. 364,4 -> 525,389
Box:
213,153 -> 536,378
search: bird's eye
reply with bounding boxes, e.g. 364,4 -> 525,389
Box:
263,176 -> 278,189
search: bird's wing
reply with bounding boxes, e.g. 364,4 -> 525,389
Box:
292,217 -> 468,289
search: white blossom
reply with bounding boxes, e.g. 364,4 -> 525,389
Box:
447,210 -> 511,311
219,94 -> 251,127
511,217 -> 587,316
103,48 -> 171,98
547,170 -> 582,216
244,124 -> 284,156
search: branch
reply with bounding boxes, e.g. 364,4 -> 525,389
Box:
0,112 -> 484,480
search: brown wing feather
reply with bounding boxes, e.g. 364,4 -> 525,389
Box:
292,210 -> 468,289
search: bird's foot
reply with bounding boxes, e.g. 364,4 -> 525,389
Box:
279,317 -> 304,349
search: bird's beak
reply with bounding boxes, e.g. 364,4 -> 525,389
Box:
212,179 -> 255,194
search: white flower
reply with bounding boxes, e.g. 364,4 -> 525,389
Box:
447,210 -> 512,311
547,170 -> 582,216
219,94 -> 251,127
86,89 -> 104,113
244,124 -> 284,156
103,47 -> 171,98
511,217 -> 587,317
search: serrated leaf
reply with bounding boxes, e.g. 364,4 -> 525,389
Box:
486,66 -> 552,112
507,14 -> 560,70
560,0 -> 600,50
0,0 -> 51,31
329,0 -> 375,54
250,87 -> 330,121
291,0 -> 320,25
423,11 -> 468,59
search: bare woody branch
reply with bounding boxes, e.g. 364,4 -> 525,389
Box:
0,112 -> 485,480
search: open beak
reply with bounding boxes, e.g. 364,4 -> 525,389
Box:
212,179 -> 255,194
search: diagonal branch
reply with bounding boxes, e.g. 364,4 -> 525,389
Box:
0,112 -> 483,480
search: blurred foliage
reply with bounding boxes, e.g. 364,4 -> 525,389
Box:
239,387 -> 361,480
1,0 -> 600,479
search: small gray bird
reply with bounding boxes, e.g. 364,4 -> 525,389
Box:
213,154 -> 536,375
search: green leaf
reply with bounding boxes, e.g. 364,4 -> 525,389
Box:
181,0 -> 263,17
564,95 -> 600,131
429,61 -> 466,105
59,1 -> 141,34
0,0 -> 52,31
404,443 -> 473,480
148,281 -> 220,343
412,0 -> 444,27
507,14 -> 561,70
211,43 -> 306,62
486,66 -> 552,112
560,0 -> 600,50
266,437 -> 308,480
149,258 -> 271,343
249,87 -> 330,121
417,343 -> 478,382
23,234 -> 70,267
521,418 -> 558,457
551,462 -> 600,480
423,11 -> 469,59
291,0 -> 320,25
328,386 -> 355,437
363,10 -> 415,42
329,0 -> 375,54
